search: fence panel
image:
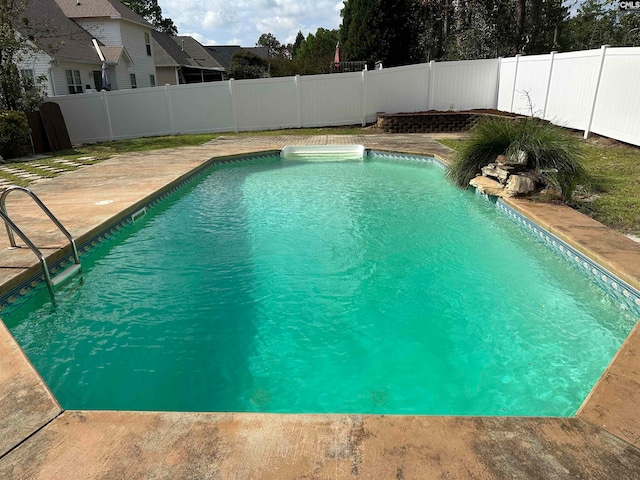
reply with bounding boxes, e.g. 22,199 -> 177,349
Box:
106,87 -> 172,140
543,50 -> 602,130
235,77 -> 298,131
430,59 -> 499,111
365,64 -> 430,123
54,94 -> 110,144
511,54 -> 553,116
590,47 -> 640,146
170,82 -> 234,134
52,47 -> 640,146
497,58 -> 516,111
300,72 -> 363,127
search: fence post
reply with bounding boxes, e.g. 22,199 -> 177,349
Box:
428,60 -> 435,110
229,79 -> 239,133
102,90 -> 114,141
295,75 -> 302,128
495,57 -> 502,109
361,69 -> 367,126
542,51 -> 557,120
165,84 -> 176,135
509,54 -> 520,112
584,45 -> 608,139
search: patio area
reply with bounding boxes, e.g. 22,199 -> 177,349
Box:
0,134 -> 639,478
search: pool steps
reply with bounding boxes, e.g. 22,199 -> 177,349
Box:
281,145 -> 366,160
50,263 -> 82,287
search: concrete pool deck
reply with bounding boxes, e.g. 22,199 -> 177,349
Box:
0,134 -> 639,478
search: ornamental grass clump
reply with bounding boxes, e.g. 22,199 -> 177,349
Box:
446,116 -> 585,201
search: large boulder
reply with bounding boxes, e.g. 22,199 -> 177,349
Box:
469,176 -> 505,196
505,174 -> 536,196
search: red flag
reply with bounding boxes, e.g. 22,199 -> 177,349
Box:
334,42 -> 340,65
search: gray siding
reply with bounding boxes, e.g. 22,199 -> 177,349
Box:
120,22 -> 157,88
16,49 -> 55,96
157,67 -> 178,86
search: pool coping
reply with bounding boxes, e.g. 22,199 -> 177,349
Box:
1,134 -> 639,478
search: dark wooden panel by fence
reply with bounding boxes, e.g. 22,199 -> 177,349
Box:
26,111 -> 51,154
39,102 -> 72,151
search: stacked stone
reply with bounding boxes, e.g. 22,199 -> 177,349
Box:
470,152 -> 541,197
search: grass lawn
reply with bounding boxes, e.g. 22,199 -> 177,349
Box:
55,126 -> 367,160
438,137 -> 640,236
577,141 -> 640,235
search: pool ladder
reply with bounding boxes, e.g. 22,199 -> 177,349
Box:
0,186 -> 82,299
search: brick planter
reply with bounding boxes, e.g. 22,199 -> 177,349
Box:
376,111 -> 522,134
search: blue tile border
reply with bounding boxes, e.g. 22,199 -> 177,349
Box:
367,150 -> 447,169
0,151 -> 280,311
496,199 -> 640,317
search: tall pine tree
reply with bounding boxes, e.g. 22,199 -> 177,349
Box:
340,0 -> 428,67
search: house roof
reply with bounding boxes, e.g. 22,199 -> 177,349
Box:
170,36 -> 225,71
205,45 -> 269,70
23,0 -> 101,65
53,0 -> 153,28
100,45 -> 132,65
151,31 -> 193,68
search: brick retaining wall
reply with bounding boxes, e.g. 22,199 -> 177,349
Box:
376,112 -> 519,133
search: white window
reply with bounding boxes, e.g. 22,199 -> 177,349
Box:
20,69 -> 34,83
130,73 -> 137,89
145,32 -> 151,56
150,74 -> 156,87
66,69 -> 82,94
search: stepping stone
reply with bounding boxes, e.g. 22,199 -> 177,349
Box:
54,162 -> 82,168
31,165 -> 67,174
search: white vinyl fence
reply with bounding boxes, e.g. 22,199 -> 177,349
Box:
53,46 -> 640,146
52,59 -> 500,144
497,46 -> 640,146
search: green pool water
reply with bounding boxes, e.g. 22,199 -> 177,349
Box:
4,154 -> 636,415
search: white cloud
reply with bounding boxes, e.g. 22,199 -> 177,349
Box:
161,0 -> 343,46
184,32 -> 218,45
255,16 -> 297,34
202,8 -> 238,29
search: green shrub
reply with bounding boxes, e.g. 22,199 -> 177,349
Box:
227,50 -> 270,79
0,110 -> 30,160
446,117 -> 585,202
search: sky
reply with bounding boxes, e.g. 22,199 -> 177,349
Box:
161,0 -> 346,47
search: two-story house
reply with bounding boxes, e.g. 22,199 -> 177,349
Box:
54,0 -> 157,91
20,0 -> 157,95
20,0 -> 103,97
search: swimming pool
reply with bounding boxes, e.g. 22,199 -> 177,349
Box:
3,151 -> 638,416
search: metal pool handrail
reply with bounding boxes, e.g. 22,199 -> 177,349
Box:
0,186 -> 81,299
